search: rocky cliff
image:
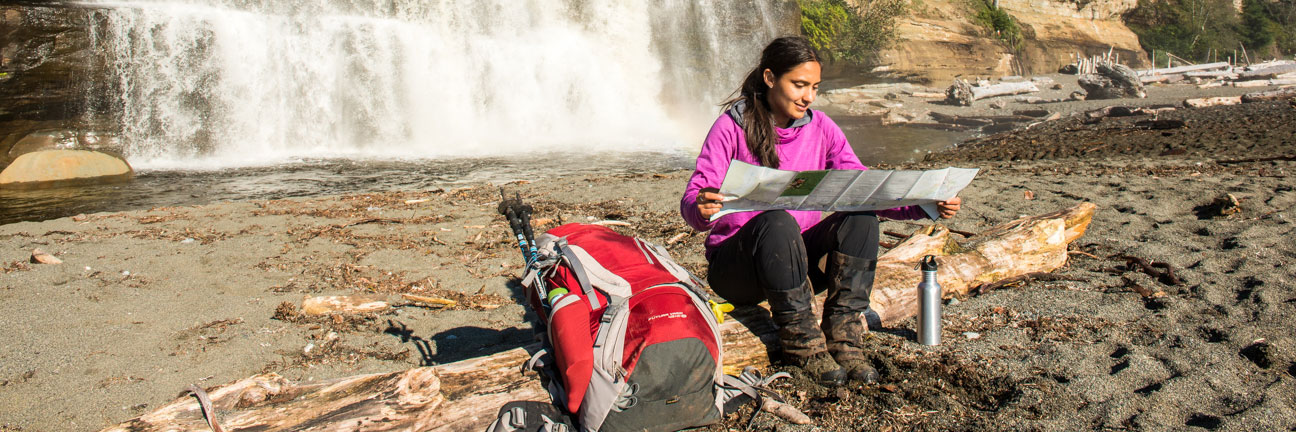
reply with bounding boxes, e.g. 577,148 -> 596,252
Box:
0,3 -> 119,169
876,0 -> 1149,83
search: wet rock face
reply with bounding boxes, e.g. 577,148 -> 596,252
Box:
0,3 -> 118,170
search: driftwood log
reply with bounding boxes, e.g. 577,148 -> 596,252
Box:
104,203 -> 1096,432
1182,71 -> 1237,79
1137,62 -> 1232,83
1137,61 -> 1231,76
1238,63 -> 1296,80
1184,96 -> 1243,108
1232,78 -> 1296,88
1241,87 -> 1296,103
1079,62 -> 1146,100
929,112 -> 993,127
945,79 -> 1039,106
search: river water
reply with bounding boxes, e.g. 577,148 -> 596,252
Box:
0,0 -> 969,224
0,122 -> 968,225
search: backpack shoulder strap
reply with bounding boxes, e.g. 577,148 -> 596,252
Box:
555,239 -> 601,310
582,295 -> 632,430
484,400 -> 574,432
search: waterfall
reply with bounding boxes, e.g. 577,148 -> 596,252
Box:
87,0 -> 789,169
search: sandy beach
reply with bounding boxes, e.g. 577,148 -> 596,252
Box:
3,94 -> 1296,430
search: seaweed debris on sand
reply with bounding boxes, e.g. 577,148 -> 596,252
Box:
2,101 -> 1296,430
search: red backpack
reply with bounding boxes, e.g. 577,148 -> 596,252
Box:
518,223 -> 725,431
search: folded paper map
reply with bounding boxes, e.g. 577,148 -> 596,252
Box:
711,161 -> 979,221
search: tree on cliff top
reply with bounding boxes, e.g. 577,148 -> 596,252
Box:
1126,0 -> 1296,62
1239,0 -> 1296,56
799,0 -> 907,64
969,0 -> 1025,50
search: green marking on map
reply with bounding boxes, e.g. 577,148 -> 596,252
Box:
780,170 -> 828,197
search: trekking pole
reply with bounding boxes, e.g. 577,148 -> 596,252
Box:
512,192 -> 539,264
497,189 -> 531,262
497,190 -> 563,307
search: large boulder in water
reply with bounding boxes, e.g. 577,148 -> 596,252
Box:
0,149 -> 132,187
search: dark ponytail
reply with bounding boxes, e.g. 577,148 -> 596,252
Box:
723,36 -> 821,169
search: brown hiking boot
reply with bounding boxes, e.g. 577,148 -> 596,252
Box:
822,252 -> 881,383
822,313 -> 879,383
768,279 -> 847,387
788,351 -> 848,387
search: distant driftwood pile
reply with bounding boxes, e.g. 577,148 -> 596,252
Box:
1137,59 -> 1296,88
944,62 -> 1149,107
806,51 -> 1295,138
103,203 -> 1096,432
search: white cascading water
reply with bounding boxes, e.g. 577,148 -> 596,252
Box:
87,0 -> 786,169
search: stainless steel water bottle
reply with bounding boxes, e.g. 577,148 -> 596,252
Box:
917,255 -> 942,346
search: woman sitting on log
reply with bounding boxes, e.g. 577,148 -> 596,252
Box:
680,36 -> 962,387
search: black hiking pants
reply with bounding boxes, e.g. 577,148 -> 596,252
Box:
706,210 -> 879,309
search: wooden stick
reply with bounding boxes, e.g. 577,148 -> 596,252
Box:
883,230 -> 910,239
339,218 -> 403,228
1068,250 -> 1100,260
1114,254 -> 1183,286
1167,52 -> 1196,67
184,385 -> 226,432
400,294 -> 458,308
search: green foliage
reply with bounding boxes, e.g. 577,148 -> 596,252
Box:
1240,0 -> 1296,55
1126,0 -> 1296,62
1240,0 -> 1278,48
798,0 -> 907,64
969,1 -> 1025,50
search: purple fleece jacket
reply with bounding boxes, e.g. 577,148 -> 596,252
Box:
680,109 -> 926,258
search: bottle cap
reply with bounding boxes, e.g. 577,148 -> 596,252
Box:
920,255 -> 938,271
546,287 -> 569,305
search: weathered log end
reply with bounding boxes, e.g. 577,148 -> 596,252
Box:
946,79 -> 975,106
975,201 -> 1095,245
1080,62 -> 1146,100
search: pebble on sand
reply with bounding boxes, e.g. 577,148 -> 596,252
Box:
30,249 -> 62,265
